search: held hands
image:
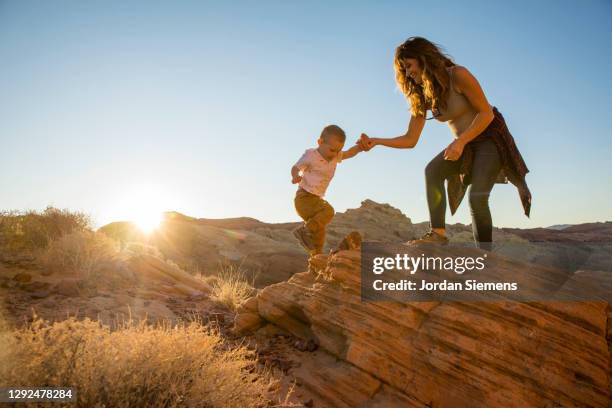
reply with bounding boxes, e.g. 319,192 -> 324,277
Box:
443,139 -> 465,161
357,133 -> 375,151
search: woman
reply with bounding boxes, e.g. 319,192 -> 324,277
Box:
359,37 -> 531,249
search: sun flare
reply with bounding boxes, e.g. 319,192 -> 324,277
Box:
113,184 -> 172,234
133,210 -> 163,233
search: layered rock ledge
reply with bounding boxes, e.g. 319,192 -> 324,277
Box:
235,238 -> 610,407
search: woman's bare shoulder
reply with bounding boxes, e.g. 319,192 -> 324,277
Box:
450,65 -> 477,93
452,65 -> 471,75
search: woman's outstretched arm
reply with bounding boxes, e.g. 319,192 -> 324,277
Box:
361,114 -> 425,150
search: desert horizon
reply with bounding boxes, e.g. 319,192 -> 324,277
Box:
7,201 -> 611,234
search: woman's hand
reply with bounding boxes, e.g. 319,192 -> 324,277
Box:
358,133 -> 375,151
444,139 -> 465,161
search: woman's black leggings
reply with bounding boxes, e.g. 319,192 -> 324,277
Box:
425,138 -> 501,246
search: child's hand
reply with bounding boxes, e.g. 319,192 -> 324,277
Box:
358,133 -> 375,151
292,175 -> 302,184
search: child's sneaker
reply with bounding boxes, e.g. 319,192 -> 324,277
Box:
405,230 -> 449,245
293,225 -> 315,251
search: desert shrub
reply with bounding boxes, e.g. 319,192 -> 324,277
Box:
168,258 -> 202,275
211,264 -> 256,311
124,241 -> 164,258
0,316 -> 276,408
39,230 -> 120,278
0,206 -> 91,253
96,221 -> 146,245
201,274 -> 221,287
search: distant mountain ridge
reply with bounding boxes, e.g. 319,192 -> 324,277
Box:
99,201 -> 612,286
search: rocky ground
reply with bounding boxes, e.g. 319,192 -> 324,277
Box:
234,236 -> 612,407
1,200 -> 611,407
0,252 -> 225,328
0,251 -> 319,406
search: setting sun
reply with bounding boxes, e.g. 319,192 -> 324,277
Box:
133,209 -> 163,233
112,184 -> 170,234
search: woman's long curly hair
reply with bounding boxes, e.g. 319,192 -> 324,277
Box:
394,37 -> 456,118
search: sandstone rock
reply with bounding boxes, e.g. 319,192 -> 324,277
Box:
29,291 -> 50,299
293,339 -> 318,352
233,312 -> 263,335
287,348 -> 423,408
238,296 -> 259,313
21,280 -> 50,292
39,267 -> 55,276
232,298 -> 265,334
326,200 -> 415,248
255,323 -> 291,338
52,279 -> 81,297
127,254 -> 211,293
308,254 -> 328,274
12,272 -> 32,283
111,296 -> 177,323
253,245 -> 610,407
331,231 -> 362,253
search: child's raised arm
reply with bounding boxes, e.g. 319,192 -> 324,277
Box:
341,144 -> 364,161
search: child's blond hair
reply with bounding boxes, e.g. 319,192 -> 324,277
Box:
320,124 -> 346,143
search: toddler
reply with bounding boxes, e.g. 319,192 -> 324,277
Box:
291,124 -> 364,255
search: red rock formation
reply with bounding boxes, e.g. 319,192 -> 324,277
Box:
235,238 -> 610,407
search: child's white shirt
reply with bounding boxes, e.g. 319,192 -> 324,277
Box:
293,148 -> 343,197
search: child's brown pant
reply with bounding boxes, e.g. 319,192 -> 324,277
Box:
294,188 -> 335,254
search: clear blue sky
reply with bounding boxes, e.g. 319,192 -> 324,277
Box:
1,0 -> 611,229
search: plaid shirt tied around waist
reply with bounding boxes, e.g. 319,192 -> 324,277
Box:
447,106 -> 532,217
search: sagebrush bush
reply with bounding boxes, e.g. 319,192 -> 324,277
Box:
124,241 -> 164,258
0,206 -> 91,253
0,316 -> 275,408
211,264 -> 256,311
39,230 -> 120,279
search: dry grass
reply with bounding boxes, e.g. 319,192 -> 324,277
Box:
210,264 -> 256,311
39,230 -> 121,278
0,206 -> 91,255
124,241 -> 165,258
0,314 -> 280,407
